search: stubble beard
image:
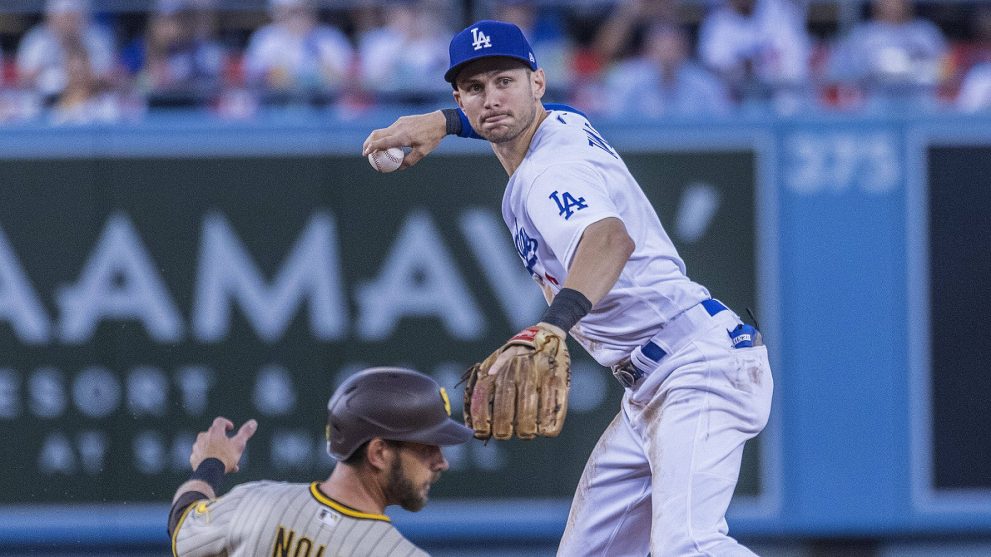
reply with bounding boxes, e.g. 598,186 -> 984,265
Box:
481,101 -> 537,145
386,456 -> 431,512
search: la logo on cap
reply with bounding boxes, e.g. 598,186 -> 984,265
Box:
471,27 -> 492,51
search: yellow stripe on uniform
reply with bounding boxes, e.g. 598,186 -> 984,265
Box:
308,483 -> 390,521
171,499 -> 207,557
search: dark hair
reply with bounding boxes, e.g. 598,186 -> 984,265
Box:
339,439 -> 404,467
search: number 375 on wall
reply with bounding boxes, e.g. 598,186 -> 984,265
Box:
784,131 -> 900,195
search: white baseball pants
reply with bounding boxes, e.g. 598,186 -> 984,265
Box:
558,310 -> 773,557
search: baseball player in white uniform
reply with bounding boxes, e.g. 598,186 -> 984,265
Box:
362,20 -> 773,556
168,367 -> 473,557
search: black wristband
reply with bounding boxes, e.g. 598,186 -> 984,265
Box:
189,457 -> 226,493
540,288 -> 592,333
442,108 -> 462,136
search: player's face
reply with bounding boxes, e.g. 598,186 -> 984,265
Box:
385,442 -> 448,512
453,58 -> 546,144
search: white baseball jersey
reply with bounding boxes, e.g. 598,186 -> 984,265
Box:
503,109 -> 710,366
172,481 -> 428,557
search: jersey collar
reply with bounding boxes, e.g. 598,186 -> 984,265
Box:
308,482 -> 391,522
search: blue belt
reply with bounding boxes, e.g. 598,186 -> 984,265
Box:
611,299 -> 761,389
638,299 -> 729,363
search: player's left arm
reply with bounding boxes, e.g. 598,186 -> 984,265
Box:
167,417 -> 257,538
557,217 -> 634,306
465,218 -> 633,440
485,165 -> 634,380
524,160 -> 635,333
487,216 -> 632,375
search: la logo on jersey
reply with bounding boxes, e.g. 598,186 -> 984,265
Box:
514,226 -> 539,277
549,190 -> 588,220
471,28 -> 492,50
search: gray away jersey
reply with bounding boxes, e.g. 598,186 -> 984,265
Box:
172,481 -> 429,557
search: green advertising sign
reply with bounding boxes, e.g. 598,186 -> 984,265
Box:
0,150 -> 757,503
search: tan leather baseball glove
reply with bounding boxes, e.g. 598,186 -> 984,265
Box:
463,323 -> 570,440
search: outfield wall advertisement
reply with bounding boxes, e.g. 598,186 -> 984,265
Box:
0,152 -> 758,505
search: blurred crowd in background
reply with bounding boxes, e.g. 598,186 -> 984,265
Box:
1,0 -> 990,125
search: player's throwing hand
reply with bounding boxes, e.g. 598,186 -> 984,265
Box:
190,417 -> 257,473
362,111 -> 448,170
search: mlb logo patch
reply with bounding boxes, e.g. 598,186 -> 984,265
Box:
319,509 -> 342,527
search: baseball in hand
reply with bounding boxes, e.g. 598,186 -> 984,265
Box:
368,147 -> 405,173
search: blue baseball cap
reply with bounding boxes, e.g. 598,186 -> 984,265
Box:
445,20 -> 538,84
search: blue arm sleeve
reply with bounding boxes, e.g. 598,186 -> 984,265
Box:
455,103 -> 588,140
456,108 -> 480,139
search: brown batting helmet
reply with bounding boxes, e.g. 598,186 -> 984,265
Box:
326,367 -> 473,460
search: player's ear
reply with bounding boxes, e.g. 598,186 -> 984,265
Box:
452,87 -> 464,110
365,437 -> 394,471
531,68 -> 546,101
